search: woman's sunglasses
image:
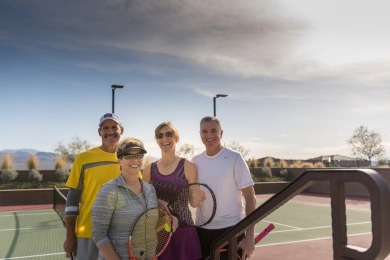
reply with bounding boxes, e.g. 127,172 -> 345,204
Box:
155,131 -> 174,139
121,154 -> 144,160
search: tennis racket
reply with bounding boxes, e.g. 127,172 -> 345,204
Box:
167,183 -> 216,227
220,223 -> 275,260
128,208 -> 172,260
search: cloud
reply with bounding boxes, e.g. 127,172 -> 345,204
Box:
1,0 -> 307,74
2,0 -> 390,95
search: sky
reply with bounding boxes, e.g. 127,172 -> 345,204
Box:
1,0 -> 389,161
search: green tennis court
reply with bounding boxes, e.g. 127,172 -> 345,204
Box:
253,196 -> 371,245
0,209 -> 66,259
0,194 -> 381,259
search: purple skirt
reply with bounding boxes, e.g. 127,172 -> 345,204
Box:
158,226 -> 202,260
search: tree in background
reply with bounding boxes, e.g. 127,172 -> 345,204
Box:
177,143 -> 197,159
347,125 -> 386,165
0,153 -> 18,182
224,141 -> 250,159
54,136 -> 91,163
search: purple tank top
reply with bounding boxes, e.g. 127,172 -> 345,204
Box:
151,158 -> 193,226
150,158 -> 188,202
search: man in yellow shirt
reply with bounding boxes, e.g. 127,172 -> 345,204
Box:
63,113 -> 124,259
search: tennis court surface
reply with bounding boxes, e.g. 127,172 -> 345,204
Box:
1,193 -> 389,260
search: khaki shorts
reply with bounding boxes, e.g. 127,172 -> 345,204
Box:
73,238 -> 99,260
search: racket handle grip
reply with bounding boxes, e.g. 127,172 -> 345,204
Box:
254,223 -> 275,244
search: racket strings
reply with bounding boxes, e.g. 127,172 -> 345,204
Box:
168,183 -> 216,227
129,208 -> 172,260
193,185 -> 215,226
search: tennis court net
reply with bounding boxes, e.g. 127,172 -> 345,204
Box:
53,186 -> 67,225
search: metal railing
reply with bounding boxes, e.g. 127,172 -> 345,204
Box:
210,169 -> 390,260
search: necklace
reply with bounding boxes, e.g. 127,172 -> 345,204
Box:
160,156 -> 178,167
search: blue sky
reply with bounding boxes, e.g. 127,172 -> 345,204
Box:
1,0 -> 389,160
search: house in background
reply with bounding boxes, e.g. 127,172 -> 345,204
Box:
306,154 -> 370,168
256,154 -> 370,168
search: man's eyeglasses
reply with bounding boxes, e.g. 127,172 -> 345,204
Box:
155,131 -> 174,139
121,154 -> 144,160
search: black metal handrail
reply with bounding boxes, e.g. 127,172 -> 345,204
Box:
210,169 -> 390,260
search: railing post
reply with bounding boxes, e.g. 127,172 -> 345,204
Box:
209,169 -> 390,260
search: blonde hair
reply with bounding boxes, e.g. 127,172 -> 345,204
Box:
154,121 -> 180,141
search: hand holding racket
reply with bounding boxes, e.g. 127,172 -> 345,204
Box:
218,223 -> 275,260
167,183 -> 216,227
128,208 -> 172,260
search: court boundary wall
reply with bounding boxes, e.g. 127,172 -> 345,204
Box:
1,168 -> 389,206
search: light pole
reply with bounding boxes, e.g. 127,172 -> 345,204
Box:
111,85 -> 124,113
213,94 -> 228,117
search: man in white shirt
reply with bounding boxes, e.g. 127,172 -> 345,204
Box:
192,116 -> 257,260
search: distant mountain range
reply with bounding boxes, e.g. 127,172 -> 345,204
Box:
0,149 -> 58,170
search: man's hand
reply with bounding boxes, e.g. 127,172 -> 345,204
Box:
64,217 -> 77,258
238,236 -> 255,259
63,233 -> 77,258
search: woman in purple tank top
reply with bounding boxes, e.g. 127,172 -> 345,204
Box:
143,121 -> 202,260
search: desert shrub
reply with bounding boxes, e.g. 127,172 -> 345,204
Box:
247,157 -> 258,167
263,157 -> 275,168
250,167 -> 273,181
261,167 -> 272,178
0,170 -> 19,182
55,156 -> 67,170
55,169 -> 69,181
0,181 -> 67,190
27,155 -> 39,170
279,168 -> 288,180
278,160 -> 288,168
54,156 -> 69,181
27,155 -> 42,182
1,153 -> 18,182
28,169 -> 43,182
300,162 -> 314,168
289,160 -> 302,168
1,153 -> 14,170
313,161 -> 325,168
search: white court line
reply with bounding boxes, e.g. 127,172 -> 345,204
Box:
286,200 -> 371,212
267,221 -> 372,233
256,232 -> 372,247
257,196 -> 371,212
0,252 -> 64,259
262,220 -> 300,229
0,225 -> 64,232
0,212 -> 56,218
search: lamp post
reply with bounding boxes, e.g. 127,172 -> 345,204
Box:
111,85 -> 124,113
213,94 -> 228,116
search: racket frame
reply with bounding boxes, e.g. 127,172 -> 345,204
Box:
128,207 -> 173,260
167,182 -> 217,227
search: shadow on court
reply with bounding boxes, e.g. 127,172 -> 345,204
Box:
0,207 -> 67,260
